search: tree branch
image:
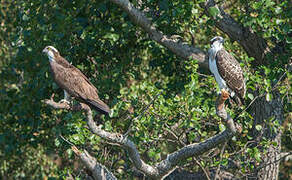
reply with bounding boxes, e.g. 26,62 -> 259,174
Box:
108,0 -> 208,68
203,0 -> 270,64
42,1 -> 248,178
44,98 -> 160,178
156,129 -> 235,178
44,91 -> 238,179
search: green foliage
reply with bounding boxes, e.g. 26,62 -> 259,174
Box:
0,0 -> 291,179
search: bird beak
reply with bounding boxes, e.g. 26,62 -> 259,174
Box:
42,48 -> 47,54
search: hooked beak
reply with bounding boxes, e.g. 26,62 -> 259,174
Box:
42,48 -> 47,54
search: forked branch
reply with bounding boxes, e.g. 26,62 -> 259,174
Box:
44,92 -> 238,179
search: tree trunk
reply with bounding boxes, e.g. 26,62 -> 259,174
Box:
251,92 -> 283,180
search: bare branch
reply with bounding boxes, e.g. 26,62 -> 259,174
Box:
44,98 -> 160,178
44,90 -> 238,179
203,0 -> 270,64
84,107 -> 160,177
215,142 -> 227,179
108,0 -> 208,68
194,157 -> 211,180
215,93 -> 238,133
155,127 -> 235,178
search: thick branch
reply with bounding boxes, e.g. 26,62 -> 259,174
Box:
109,0 -> 208,68
85,106 -> 160,177
44,93 -> 238,179
155,94 -> 237,178
204,0 -> 270,64
44,98 -> 160,178
156,129 -> 234,177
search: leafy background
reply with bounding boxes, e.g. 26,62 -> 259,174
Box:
0,0 -> 291,179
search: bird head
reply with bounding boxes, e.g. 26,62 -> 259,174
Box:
42,46 -> 59,62
210,36 -> 224,45
210,36 -> 224,50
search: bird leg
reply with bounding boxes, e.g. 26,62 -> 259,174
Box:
59,90 -> 71,104
217,89 -> 230,111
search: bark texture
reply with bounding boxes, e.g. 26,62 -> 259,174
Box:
251,92 -> 283,180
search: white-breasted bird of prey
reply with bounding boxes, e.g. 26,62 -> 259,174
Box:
208,36 -> 246,105
43,46 -> 110,115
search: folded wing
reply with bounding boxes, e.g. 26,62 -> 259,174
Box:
50,60 -> 110,115
215,49 -> 246,105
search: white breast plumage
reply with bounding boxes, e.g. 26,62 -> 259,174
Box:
208,42 -> 234,96
209,56 -> 227,90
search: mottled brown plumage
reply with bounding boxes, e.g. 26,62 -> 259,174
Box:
216,49 -> 246,105
43,46 -> 110,115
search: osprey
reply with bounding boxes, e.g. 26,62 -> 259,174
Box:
208,36 -> 246,105
42,46 -> 110,115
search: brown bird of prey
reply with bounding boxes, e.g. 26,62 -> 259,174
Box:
43,46 -> 110,115
208,36 -> 246,105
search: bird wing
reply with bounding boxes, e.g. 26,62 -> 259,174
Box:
215,49 -> 246,99
50,61 -> 110,114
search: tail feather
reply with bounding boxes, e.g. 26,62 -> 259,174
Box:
87,99 -> 110,115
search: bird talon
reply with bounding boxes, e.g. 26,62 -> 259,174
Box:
221,89 -> 230,101
217,89 -> 230,111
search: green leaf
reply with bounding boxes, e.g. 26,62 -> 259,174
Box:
255,125 -> 262,131
248,93 -> 254,100
55,138 -> 60,147
208,7 -> 220,17
266,93 -> 272,102
274,7 -> 282,14
66,148 -> 73,158
254,148 -> 261,162
219,123 -> 226,131
251,2 -> 261,10
271,141 -> 278,146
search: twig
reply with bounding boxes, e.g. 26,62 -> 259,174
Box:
238,151 -> 292,179
234,70 -> 288,121
59,134 -> 76,147
194,157 -> 211,180
215,142 -> 227,179
124,91 -> 162,136
44,94 -> 238,179
163,124 -> 186,146
229,140 -> 257,156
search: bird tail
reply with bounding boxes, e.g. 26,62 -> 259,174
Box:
87,99 -> 111,115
